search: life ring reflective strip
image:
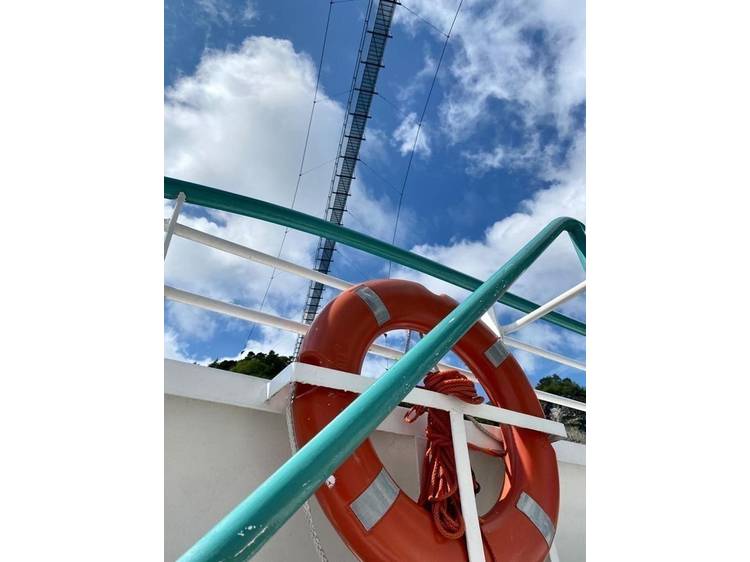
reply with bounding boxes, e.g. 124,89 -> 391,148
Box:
292,279 -> 559,562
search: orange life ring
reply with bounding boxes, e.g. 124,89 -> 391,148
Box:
292,279 -> 559,562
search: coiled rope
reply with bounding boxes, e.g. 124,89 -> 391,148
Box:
404,369 -> 507,540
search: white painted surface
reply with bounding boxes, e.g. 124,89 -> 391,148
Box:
449,410 -> 487,562
553,460 -> 586,561
165,392 -> 585,561
165,395 -> 357,562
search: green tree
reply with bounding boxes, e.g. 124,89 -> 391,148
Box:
536,374 -> 586,442
208,350 -> 292,381
536,374 -> 586,402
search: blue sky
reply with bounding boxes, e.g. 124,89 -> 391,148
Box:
164,0 -> 586,387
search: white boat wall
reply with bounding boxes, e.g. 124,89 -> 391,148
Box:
165,360 -> 585,561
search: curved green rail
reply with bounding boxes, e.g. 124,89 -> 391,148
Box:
164,177 -> 586,335
166,176 -> 586,561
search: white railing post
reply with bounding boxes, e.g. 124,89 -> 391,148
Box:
449,410 -> 486,562
164,191 -> 186,259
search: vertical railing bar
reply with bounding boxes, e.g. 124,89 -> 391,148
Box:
449,410 -> 486,562
568,228 -> 586,271
164,191 -> 186,259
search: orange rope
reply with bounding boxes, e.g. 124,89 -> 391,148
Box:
404,370 -> 506,541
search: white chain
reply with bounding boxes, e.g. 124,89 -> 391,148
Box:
285,383 -> 330,562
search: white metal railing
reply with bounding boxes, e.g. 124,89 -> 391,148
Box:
165,220 -> 586,364
165,284 -> 586,411
164,215 -> 586,412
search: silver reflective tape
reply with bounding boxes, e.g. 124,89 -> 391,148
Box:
517,491 -> 555,547
484,339 -> 509,367
355,286 -> 390,326
350,468 -> 399,531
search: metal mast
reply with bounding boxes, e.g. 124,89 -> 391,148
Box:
295,0 -> 397,356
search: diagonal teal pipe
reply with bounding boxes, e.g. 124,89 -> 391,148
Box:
164,177 -> 586,334
176,211 -> 585,561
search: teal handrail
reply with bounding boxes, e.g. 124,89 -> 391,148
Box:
170,180 -> 586,560
164,177 -> 586,335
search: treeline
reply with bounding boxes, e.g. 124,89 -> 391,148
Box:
208,350 -> 292,380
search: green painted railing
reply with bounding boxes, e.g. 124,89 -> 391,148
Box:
164,176 -> 585,561
165,177 -> 586,335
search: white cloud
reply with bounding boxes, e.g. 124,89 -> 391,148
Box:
242,1 -> 258,24
396,51 -> 437,104
166,301 -> 219,342
359,127 -> 389,163
464,145 -> 506,175
403,132 -> 585,304
463,133 -> 558,176
392,112 -> 431,157
244,324 -> 299,357
387,0 -> 587,373
347,182 -> 401,241
392,132 -> 586,370
395,0 -> 585,143
195,0 -> 258,26
165,36 -> 396,359
165,37 -> 342,215
361,354 -> 392,379
196,0 -> 233,25
165,328 -> 211,364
